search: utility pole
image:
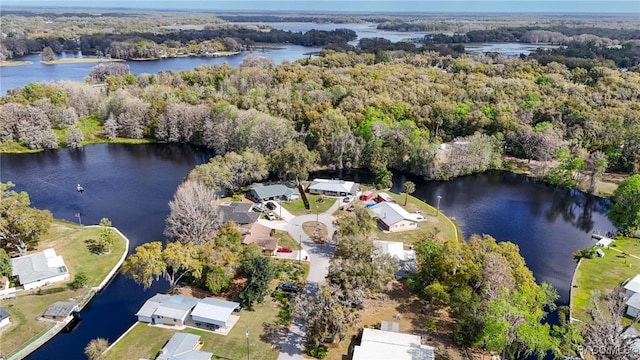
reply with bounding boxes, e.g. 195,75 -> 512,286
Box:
299,234 -> 302,263
246,330 -> 250,360
75,212 -> 82,225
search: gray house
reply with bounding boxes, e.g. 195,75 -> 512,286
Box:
218,202 -> 260,225
308,179 -> 358,197
248,184 -> 299,202
42,301 -> 79,321
11,248 -> 69,290
157,332 -> 212,360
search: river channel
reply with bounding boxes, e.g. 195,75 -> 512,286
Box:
0,144 -> 615,359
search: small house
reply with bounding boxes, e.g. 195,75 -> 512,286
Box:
0,307 -> 10,329
190,298 -> 240,329
42,301 -> 79,322
136,294 -> 198,326
352,328 -> 435,360
307,179 -> 358,197
218,202 -> 260,225
240,223 -> 279,256
248,184 -> 300,202
11,249 -> 69,290
625,275 -> 640,297
369,202 -> 420,232
373,240 -> 416,279
157,332 -> 212,360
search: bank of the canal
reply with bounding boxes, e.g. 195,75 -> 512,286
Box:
1,222 -> 130,360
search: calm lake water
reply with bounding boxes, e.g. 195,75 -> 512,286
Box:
0,22 -> 544,94
0,144 -> 614,359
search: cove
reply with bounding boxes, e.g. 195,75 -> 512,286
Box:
0,144 -> 615,359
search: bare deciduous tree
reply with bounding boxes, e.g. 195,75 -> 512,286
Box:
164,180 -> 222,244
583,287 -> 640,360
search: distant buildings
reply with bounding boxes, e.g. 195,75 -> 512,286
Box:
11,249 -> 69,290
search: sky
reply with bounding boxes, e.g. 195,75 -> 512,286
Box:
2,0 -> 639,14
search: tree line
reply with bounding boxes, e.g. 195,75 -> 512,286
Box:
2,50 -> 640,187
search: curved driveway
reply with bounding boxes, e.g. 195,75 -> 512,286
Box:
277,201 -> 340,360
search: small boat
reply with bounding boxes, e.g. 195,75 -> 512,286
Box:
77,184 -> 84,193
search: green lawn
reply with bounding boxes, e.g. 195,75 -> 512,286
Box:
40,221 -> 128,287
572,237 -> 640,322
275,230 -> 302,250
0,221 -> 127,357
280,194 -> 336,216
372,192 -> 459,245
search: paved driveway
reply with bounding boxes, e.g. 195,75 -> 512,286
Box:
277,207 -> 337,359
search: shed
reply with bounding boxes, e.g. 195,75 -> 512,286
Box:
360,191 -> 375,201
375,192 -> 396,203
42,301 -> 79,321
191,298 -> 240,328
627,293 -> 640,318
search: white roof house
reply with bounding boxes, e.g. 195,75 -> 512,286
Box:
191,298 -> 240,328
308,179 -> 358,197
135,294 -> 198,326
624,275 -> 640,296
369,202 -> 421,232
352,328 -> 435,360
11,248 -> 69,290
374,240 -> 417,278
157,332 -> 212,360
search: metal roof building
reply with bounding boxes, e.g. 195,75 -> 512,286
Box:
308,179 -> 358,197
191,297 -> 240,328
135,294 -> 198,326
352,328 -> 435,360
157,332 -> 212,360
11,248 -> 69,290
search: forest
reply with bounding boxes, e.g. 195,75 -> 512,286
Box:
1,49 -> 639,187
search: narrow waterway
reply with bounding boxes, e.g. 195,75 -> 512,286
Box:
0,146 -> 614,359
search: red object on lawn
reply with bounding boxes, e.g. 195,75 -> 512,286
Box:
277,247 -> 293,253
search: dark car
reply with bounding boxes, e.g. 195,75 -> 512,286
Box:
266,201 -> 277,210
234,304 -> 242,312
277,283 -> 300,293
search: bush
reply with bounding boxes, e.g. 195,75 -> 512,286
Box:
573,247 -> 597,261
70,272 -> 88,289
308,345 -> 328,359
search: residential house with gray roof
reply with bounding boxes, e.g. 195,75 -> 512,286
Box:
248,184 -> 300,202
218,202 -> 260,225
157,332 -> 212,360
136,294 -> 198,326
308,179 -> 358,197
11,248 -> 69,290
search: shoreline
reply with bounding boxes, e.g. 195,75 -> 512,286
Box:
4,225 -> 130,360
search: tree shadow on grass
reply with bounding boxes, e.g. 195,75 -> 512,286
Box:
84,238 -> 102,254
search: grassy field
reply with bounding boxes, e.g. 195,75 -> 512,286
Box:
372,192 -> 459,245
281,194 -> 336,216
572,237 -> 640,322
0,221 -> 127,357
40,221 -> 128,287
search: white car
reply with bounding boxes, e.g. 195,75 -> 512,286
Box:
266,212 -> 276,221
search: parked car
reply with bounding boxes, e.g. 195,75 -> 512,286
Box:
234,304 -> 242,312
277,283 -> 300,293
343,196 -> 352,203
266,201 -> 277,210
253,203 -> 265,212
266,212 -> 276,221
277,247 -> 293,253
